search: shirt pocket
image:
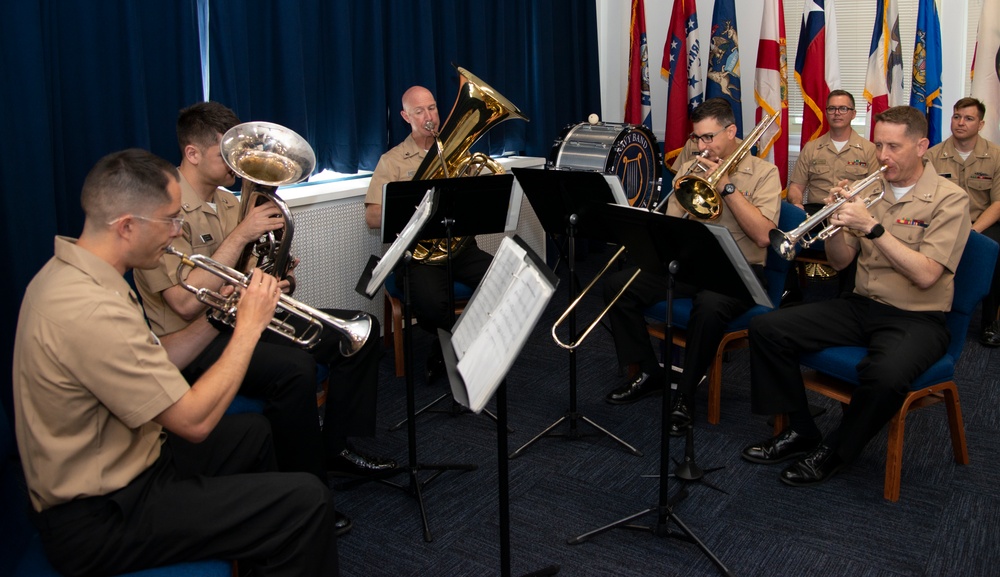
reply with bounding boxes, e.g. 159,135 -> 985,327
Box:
888,221 -> 925,248
843,164 -> 869,179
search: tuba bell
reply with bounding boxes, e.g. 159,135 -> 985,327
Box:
410,66 -> 529,263
672,110 -> 779,220
221,121 -> 316,282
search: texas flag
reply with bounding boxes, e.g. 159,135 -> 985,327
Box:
864,0 -> 905,139
794,0 -> 839,145
755,0 -> 789,190
625,0 -> 652,129
662,0 -> 703,170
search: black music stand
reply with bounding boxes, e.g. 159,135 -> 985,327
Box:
568,205 -> 769,577
507,167 -> 641,459
383,174 -> 517,431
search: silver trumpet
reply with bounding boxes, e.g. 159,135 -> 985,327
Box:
769,165 -> 889,260
166,246 -> 371,355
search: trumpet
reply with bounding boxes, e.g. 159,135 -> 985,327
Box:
167,247 -> 371,355
552,246 -> 640,350
769,165 -> 889,260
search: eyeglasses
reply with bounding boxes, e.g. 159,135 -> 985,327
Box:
688,124 -> 733,144
108,214 -> 185,234
826,106 -> 855,114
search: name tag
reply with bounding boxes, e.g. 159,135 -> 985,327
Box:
200,233 -> 213,243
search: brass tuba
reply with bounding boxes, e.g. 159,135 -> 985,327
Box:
221,121 -> 316,282
410,66 -> 529,263
672,110 -> 779,220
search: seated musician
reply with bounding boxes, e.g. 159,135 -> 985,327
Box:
133,102 -> 394,526
12,149 -> 339,576
602,97 -> 782,437
364,85 -> 494,381
743,106 -> 970,486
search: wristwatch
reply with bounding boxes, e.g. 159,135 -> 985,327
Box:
721,183 -> 737,197
865,223 -> 886,240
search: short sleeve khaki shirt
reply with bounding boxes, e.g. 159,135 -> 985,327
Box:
364,135 -> 428,206
790,131 -> 879,203
13,237 -> 190,511
134,173 -> 241,336
925,136 -> 1000,224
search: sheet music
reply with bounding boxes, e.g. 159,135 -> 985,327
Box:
448,236 -> 556,413
365,188 -> 436,296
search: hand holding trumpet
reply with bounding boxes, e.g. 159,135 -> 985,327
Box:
825,178 -> 881,237
236,269 -> 283,336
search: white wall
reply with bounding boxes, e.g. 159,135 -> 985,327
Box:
597,0 -> 973,145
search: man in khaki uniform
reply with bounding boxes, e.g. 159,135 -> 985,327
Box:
787,90 -> 879,210
602,98 -> 782,437
743,106 -> 970,487
925,97 -> 1000,345
12,149 -> 339,576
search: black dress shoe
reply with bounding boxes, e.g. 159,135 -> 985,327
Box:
329,447 -> 397,475
981,321 -> 1000,347
334,510 -> 353,537
605,372 -> 663,405
780,444 -> 846,487
669,393 -> 692,437
741,429 -> 821,464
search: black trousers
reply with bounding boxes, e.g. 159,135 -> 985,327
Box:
34,414 -> 339,577
396,240 -> 493,335
749,294 -> 948,462
603,264 -> 762,396
183,310 -> 382,479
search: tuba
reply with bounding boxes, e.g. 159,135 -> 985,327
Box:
410,66 -> 529,263
221,121 -> 316,283
672,110 -> 779,220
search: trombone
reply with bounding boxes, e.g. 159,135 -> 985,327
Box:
769,165 -> 889,260
650,150 -> 710,215
551,246 -> 640,350
167,247 -> 372,355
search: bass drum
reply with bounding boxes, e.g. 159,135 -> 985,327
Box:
547,122 -> 662,208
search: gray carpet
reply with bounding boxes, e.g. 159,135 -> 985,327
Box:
334,254 -> 1000,577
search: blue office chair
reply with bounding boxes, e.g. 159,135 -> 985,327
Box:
383,270 -> 473,377
645,202 -> 807,424
0,407 -> 232,577
774,231 -> 998,501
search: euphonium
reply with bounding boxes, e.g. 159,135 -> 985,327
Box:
672,110 -> 780,220
410,66 -> 529,263
167,247 -> 371,355
221,122 -> 316,282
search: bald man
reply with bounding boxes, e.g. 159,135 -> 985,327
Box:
364,86 -> 494,381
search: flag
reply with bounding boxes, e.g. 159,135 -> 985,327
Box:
909,0 -> 943,146
794,0 -> 839,145
706,0 -> 742,136
755,0 -> 789,190
662,0 -> 703,169
864,0 -> 905,139
625,0 -> 652,129
971,0 -> 1000,143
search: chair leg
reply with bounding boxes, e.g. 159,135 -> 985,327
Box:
941,383 -> 970,465
707,354 -> 723,425
389,296 -> 405,378
884,409 -> 908,502
772,413 -> 787,436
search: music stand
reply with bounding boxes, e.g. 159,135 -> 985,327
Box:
568,205 -> 768,577
384,174 -> 518,431
352,186 -> 479,543
507,167 -> 641,459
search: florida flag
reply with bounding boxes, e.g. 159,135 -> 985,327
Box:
755,0 -> 789,190
909,0 -> 943,146
662,0 -> 703,170
864,0 -> 905,139
625,0 -> 652,128
971,0 -> 1000,143
794,0 -> 839,145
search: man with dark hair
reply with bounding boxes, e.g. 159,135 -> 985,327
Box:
743,106 -> 970,487
135,102 -> 394,536
925,97 -> 1000,346
602,97 -> 782,437
13,149 -> 340,576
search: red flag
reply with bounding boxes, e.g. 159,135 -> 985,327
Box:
754,0 -> 789,190
661,0 -> 703,169
864,0 -> 905,139
794,0 -> 839,144
624,0 -> 652,128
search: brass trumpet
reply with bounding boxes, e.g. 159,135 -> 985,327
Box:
769,165 -> 889,260
167,247 -> 371,355
672,110 -> 780,220
551,246 -> 640,350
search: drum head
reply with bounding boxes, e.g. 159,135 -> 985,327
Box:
547,122 -> 662,208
